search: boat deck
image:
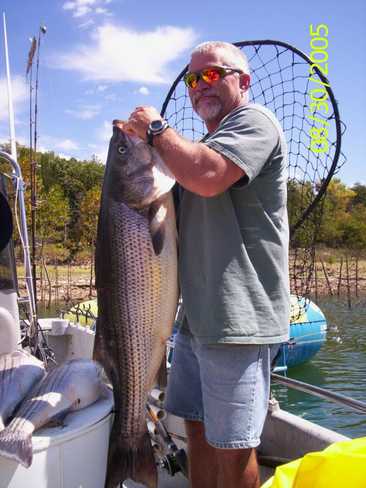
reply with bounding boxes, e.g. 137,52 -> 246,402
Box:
123,464 -> 274,487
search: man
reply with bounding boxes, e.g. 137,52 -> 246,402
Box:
126,41 -> 290,488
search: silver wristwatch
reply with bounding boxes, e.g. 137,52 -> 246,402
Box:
147,119 -> 169,146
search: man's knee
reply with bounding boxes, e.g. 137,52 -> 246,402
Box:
215,447 -> 256,469
185,419 -> 205,438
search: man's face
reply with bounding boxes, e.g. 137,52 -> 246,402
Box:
188,48 -> 249,129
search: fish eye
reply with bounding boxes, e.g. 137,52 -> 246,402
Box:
117,145 -> 127,155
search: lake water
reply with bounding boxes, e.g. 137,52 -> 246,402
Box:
38,297 -> 366,439
273,297 -> 366,439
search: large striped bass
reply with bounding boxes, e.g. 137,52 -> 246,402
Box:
0,359 -> 103,467
93,121 -> 178,488
0,350 -> 45,431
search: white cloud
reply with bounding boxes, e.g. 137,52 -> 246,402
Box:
56,139 -> 79,151
53,23 -> 197,84
39,134 -> 80,153
0,134 -> 28,149
99,120 -> 113,142
0,76 -> 28,122
103,93 -> 119,102
78,19 -> 95,29
138,86 -> 150,96
63,0 -> 111,18
84,119 -> 113,163
57,152 -> 74,160
65,104 -> 101,120
97,84 -> 108,92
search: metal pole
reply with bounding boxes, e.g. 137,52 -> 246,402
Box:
272,373 -> 366,414
30,25 -> 46,307
2,12 -> 17,161
0,151 -> 37,333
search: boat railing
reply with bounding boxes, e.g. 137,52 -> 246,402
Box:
0,150 -> 37,331
271,373 -> 366,414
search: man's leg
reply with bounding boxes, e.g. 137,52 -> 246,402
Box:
192,341 -> 280,488
216,447 -> 260,488
185,420 -> 218,488
185,420 -> 259,488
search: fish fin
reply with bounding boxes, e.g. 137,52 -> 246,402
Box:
151,225 -> 165,256
45,409 -> 69,428
93,318 -> 104,363
105,425 -> 157,488
0,428 -> 33,468
93,318 -> 116,385
156,350 -> 168,389
148,200 -> 167,256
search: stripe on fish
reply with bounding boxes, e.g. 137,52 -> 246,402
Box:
93,125 -> 178,488
0,359 -> 103,467
0,350 -> 45,431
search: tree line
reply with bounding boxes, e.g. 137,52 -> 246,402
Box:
1,144 -> 366,263
1,144 -> 103,264
289,179 -> 366,252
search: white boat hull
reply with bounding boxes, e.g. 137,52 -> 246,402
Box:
0,319 -> 349,488
0,389 -> 113,488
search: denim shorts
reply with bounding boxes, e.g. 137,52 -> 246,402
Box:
164,331 -> 280,449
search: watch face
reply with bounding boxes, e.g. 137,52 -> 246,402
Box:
151,120 -> 164,131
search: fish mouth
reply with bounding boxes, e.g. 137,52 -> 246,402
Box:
112,119 -> 125,129
111,124 -> 129,144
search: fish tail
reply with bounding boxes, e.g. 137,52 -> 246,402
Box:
105,425 -> 157,488
0,428 -> 33,467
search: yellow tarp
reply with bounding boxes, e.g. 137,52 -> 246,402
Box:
261,437 -> 366,488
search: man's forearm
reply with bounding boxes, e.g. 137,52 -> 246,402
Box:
153,127 -> 245,197
152,128 -> 220,197
125,106 -> 245,197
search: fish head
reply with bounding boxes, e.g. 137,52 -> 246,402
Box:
107,121 -> 175,208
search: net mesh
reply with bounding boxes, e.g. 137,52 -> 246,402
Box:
161,40 -> 346,305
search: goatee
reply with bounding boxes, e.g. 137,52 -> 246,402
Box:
194,98 -> 222,123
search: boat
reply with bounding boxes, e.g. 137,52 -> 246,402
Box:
1,150 -> 366,488
0,23 -> 364,484
63,293 -> 328,373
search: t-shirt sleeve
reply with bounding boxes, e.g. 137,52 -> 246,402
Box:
203,107 -> 280,183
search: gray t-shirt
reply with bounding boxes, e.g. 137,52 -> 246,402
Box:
179,103 -> 290,344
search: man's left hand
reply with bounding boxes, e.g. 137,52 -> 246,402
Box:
126,106 -> 163,141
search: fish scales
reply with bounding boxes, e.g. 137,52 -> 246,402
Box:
0,350 -> 45,431
94,124 -> 178,488
0,359 -> 103,467
99,200 -> 173,433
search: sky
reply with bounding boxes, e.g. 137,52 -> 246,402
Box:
1,0 -> 365,185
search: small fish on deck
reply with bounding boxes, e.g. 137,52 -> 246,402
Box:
0,358 -> 104,467
0,349 -> 45,431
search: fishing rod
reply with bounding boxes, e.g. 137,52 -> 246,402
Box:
1,17 -> 53,364
146,399 -> 188,478
27,24 -> 47,307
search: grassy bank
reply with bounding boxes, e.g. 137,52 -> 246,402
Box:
17,263 -> 95,306
16,249 -> 366,310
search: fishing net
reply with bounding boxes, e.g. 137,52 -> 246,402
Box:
160,40 -> 346,308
